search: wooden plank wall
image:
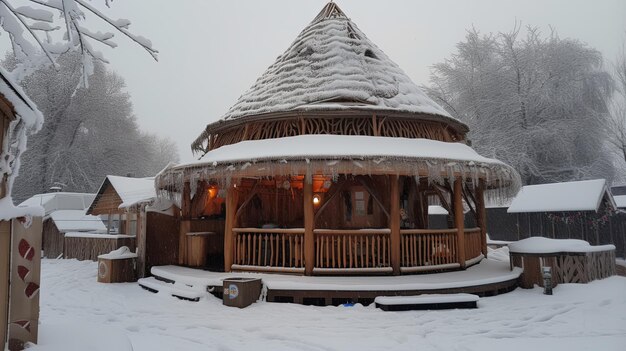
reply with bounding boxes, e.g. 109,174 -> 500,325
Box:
41,219 -> 64,259
145,212 -> 179,272
64,237 -> 136,261
487,208 -> 626,257
190,219 -> 225,271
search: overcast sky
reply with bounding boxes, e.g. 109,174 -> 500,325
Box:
6,0 -> 626,163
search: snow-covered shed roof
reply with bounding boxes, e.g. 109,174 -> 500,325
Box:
613,195 -> 626,209
87,175 -> 157,214
202,2 -> 465,133
507,179 -> 615,213
49,210 -> 106,233
107,175 -> 156,208
19,192 -> 96,216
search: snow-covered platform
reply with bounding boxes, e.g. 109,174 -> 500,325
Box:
141,259 -> 521,305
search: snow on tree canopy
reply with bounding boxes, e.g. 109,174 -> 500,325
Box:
214,2 -> 461,128
507,179 -> 613,213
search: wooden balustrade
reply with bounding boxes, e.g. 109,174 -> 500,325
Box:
313,229 -> 391,270
233,228 -> 305,268
400,229 -> 458,270
232,227 -> 484,274
464,227 -> 482,263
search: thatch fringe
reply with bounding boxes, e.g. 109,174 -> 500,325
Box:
155,156 -> 521,208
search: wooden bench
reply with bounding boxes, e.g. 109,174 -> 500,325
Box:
374,293 -> 479,311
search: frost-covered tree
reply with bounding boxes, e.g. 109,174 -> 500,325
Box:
1,0 -> 157,83
426,26 -> 615,185
0,0 -> 156,203
11,52 -> 178,201
606,47 -> 626,176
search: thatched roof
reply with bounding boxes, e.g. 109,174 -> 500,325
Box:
202,2 -> 464,133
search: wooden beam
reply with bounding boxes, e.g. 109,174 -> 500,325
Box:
304,175 -> 315,276
475,179 -> 487,257
356,176 -> 390,220
314,178 -> 346,223
390,175 -> 401,275
223,182 -> 239,272
432,184 -> 452,214
0,220 -> 10,349
234,181 -> 260,221
136,207 -> 147,277
179,181 -> 191,265
462,185 -> 477,216
190,180 -> 209,218
454,178 -> 466,268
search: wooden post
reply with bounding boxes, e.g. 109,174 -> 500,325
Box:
178,181 -> 191,265
304,175 -> 315,275
136,207 -> 147,278
223,182 -> 239,272
0,220 -> 10,349
475,179 -> 487,257
390,175 -> 401,275
454,178 -> 466,268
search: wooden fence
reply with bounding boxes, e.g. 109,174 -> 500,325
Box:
233,228 -> 305,270
464,227 -> 482,262
511,248 -> 616,288
314,229 -> 391,271
400,229 -> 458,270
64,235 -> 135,261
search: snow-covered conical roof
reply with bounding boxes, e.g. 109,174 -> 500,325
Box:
207,2 -> 464,131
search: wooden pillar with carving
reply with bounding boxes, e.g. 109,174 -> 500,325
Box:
454,178 -> 466,268
8,217 -> 42,350
223,182 -> 239,273
390,175 -> 401,275
475,179 -> 488,257
178,181 -> 191,265
304,175 -> 315,276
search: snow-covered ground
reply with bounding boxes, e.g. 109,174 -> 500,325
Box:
31,255 -> 626,351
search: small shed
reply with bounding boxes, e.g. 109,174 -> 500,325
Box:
87,175 -> 179,276
18,192 -> 105,258
501,179 -> 625,257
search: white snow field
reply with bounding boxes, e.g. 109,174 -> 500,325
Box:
30,255 -> 626,351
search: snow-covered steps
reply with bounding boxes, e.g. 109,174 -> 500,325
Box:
374,293 -> 479,311
138,277 -> 205,302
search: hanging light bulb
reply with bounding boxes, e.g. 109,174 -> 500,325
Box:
313,194 -> 321,205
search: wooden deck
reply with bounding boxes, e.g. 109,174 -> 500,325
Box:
144,259 -> 521,306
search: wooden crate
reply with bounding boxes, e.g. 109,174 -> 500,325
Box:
97,257 -> 136,283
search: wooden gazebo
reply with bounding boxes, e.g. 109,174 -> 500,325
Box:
156,2 -> 520,276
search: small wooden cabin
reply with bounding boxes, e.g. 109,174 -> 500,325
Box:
87,175 -> 179,275
19,192 -> 105,258
491,179 -> 626,257
155,2 -> 521,276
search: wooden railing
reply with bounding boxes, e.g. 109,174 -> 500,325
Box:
313,229 -> 391,270
400,229 -> 458,270
233,228 -> 305,268
464,227 -> 482,262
